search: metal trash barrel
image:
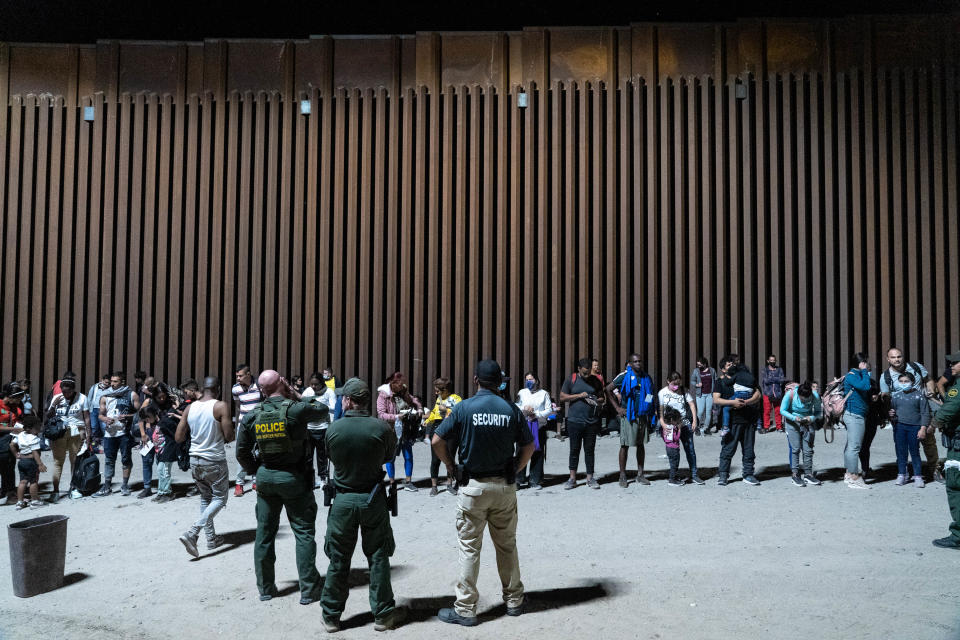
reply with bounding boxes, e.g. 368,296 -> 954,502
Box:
7,514 -> 69,597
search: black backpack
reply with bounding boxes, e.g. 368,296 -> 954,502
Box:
71,451 -> 101,495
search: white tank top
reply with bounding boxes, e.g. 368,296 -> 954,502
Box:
187,400 -> 226,461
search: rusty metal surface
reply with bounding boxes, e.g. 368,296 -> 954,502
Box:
1,21 -> 958,400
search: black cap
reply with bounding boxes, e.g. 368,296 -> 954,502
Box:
474,359 -> 503,385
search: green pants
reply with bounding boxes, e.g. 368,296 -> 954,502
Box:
254,467 -> 321,599
946,448 -> 960,542
320,490 -> 396,622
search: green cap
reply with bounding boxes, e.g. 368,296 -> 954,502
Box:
946,351 -> 960,364
335,377 -> 370,402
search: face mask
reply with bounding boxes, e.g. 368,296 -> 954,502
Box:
525,380 -> 535,391
895,381 -> 912,392
323,374 -> 332,381
669,384 -> 679,391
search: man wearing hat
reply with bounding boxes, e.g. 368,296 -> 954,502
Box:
320,377 -> 405,632
931,351 -> 960,550
235,370 -> 329,603
432,359 -> 535,626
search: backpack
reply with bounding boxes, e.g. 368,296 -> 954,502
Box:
71,450 -> 101,495
883,362 -> 923,392
822,378 -> 852,425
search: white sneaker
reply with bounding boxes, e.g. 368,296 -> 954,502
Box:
847,477 -> 869,489
70,489 -> 83,500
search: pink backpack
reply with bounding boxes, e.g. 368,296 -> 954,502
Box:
822,377 -> 853,425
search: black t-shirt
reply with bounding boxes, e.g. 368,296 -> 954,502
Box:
715,367 -> 759,425
561,374 -> 604,424
436,389 -> 531,476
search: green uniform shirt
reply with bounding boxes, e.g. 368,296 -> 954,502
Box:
237,396 -> 329,473
935,378 -> 960,430
326,409 -> 397,492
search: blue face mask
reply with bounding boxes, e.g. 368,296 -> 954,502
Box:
525,380 -> 535,391
498,381 -> 507,391
895,381 -> 913,392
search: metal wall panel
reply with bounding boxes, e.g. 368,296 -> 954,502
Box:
1,28 -> 958,403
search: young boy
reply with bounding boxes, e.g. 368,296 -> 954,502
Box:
10,415 -> 47,509
889,371 -> 930,487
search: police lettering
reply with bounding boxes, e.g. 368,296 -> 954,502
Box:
472,413 -> 510,426
255,420 -> 288,439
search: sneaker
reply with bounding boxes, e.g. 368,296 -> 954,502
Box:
447,483 -> 458,495
563,479 -> 576,490
635,474 -> 651,486
155,494 -> 173,504
438,607 -> 479,627
690,474 -> 705,485
743,475 -> 761,486
120,485 -> 131,497
586,478 -> 600,490
186,486 -> 199,497
667,478 -> 683,487
234,484 -> 244,497
932,536 -> 960,550
429,486 -> 439,497
618,472 -> 628,488
322,616 -> 341,633
802,474 -> 822,486
719,427 -> 730,438
48,491 -> 60,504
717,474 -> 729,486
530,484 -> 542,491
93,485 -> 112,497
374,606 -> 407,631
895,474 -> 908,486
934,469 -> 946,484
913,475 -> 925,488
206,535 -> 225,550
847,477 -> 869,489
137,488 -> 153,499
506,599 -> 526,616
29,499 -> 46,508
15,500 -> 28,510
790,473 -> 805,487
179,532 -> 200,558
403,481 -> 418,492
69,489 -> 82,500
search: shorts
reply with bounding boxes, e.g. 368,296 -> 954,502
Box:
619,417 -> 651,447
17,458 -> 39,484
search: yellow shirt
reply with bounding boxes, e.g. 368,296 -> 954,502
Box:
325,377 -> 336,391
425,393 -> 463,425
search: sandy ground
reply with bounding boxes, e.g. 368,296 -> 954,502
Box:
1,426 -> 958,640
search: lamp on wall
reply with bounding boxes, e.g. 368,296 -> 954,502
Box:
83,106 -> 95,121
735,82 -> 747,100
300,99 -> 311,115
517,92 -> 528,108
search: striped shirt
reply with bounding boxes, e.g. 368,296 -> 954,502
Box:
232,382 -> 261,422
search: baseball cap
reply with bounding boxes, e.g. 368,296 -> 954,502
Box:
474,359 -> 503,385
335,377 -> 370,402
946,351 -> 960,364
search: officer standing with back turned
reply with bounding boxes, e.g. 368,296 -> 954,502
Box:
236,370 -> 329,603
432,359 -> 535,626
930,351 -> 960,550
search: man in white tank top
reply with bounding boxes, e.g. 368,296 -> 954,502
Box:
175,376 -> 234,557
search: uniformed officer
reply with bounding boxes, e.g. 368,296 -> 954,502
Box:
930,351 -> 960,550
319,377 -> 406,633
432,359 -> 535,626
236,369 -> 329,603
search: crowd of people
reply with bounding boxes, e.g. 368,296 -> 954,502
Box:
0,346 -> 955,509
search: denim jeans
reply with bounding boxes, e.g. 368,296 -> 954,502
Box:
785,421 -> 815,473
678,424 -> 698,474
189,457 -> 230,540
157,460 -> 174,495
90,408 -> 104,440
102,433 -> 133,484
842,412 -> 866,473
695,395 -> 714,430
894,423 -> 923,477
567,421 -> 598,474
141,434 -> 156,488
722,391 -> 754,427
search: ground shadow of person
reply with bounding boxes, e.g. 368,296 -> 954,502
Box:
189,528 -> 284,561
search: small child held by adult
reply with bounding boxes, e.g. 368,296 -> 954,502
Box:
10,416 -> 47,509
661,407 -> 685,486
888,371 -> 930,487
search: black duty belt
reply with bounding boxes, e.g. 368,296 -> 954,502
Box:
334,484 -> 379,494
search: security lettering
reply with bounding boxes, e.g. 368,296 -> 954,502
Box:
472,413 -> 511,426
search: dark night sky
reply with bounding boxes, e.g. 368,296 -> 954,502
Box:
1,0 -> 958,43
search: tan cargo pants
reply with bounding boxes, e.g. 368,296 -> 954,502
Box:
454,477 -> 525,617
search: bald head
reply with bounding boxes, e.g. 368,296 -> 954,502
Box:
203,376 -> 220,391
258,370 -> 284,397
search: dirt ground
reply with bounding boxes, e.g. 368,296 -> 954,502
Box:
1,426 -> 958,640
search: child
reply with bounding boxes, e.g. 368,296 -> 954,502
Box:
10,415 -> 47,509
720,384 -> 755,438
889,371 -> 929,487
661,407 -> 684,486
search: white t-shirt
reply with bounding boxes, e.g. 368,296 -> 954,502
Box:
51,393 -> 88,437
658,387 -> 694,415
15,431 -> 42,456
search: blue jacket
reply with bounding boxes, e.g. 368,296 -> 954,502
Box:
843,369 -> 872,416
